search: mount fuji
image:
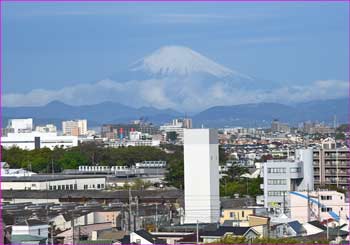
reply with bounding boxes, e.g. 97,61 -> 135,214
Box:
3,45 -> 347,115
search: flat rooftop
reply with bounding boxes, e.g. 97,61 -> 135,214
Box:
2,174 -> 107,182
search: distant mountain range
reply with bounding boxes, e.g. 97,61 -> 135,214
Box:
2,98 -> 347,129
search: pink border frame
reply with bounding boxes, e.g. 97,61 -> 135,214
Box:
0,0 -> 349,244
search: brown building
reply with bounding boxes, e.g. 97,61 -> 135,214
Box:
313,138 -> 349,189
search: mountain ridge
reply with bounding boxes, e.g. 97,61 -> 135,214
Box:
2,98 -> 347,128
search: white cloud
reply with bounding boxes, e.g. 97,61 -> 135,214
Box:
3,79 -> 348,112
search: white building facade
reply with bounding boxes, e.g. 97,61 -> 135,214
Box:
1,176 -> 106,191
1,131 -> 78,150
184,128 -> 220,224
7,118 -> 33,133
261,148 -> 314,212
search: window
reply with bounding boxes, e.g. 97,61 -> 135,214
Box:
242,211 -> 245,217
268,191 -> 287,196
38,229 -> 40,236
74,184 -> 78,190
290,167 -> 301,173
70,184 -> 73,190
101,184 -> 105,189
230,212 -> 235,218
49,186 -> 52,190
321,196 -> 332,200
58,185 -> 61,190
321,207 -> 332,212
97,184 -> 101,189
268,179 -> 287,185
267,168 -> 286,173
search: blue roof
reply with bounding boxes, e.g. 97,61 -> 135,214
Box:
288,221 -> 305,234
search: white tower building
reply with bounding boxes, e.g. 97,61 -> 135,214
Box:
184,128 -> 220,224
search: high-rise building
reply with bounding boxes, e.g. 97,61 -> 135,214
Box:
184,128 -> 220,224
313,138 -> 349,189
183,118 -> 193,129
62,119 -> 87,136
101,123 -> 159,140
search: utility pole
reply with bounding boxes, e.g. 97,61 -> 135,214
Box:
317,189 -> 321,221
196,220 -> 199,244
307,185 -> 310,222
72,211 -> 75,245
128,188 -> 132,232
50,222 -> 54,245
135,196 -> 139,230
326,219 -> 329,241
282,191 -> 286,214
155,203 -> 158,232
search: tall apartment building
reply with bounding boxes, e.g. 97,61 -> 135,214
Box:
313,138 -> 349,189
271,119 -> 290,133
101,123 -> 159,140
184,128 -> 220,224
62,119 -> 87,136
261,148 -> 314,212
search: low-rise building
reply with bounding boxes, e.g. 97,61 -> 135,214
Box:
1,131 -> 78,150
289,190 -> 349,224
1,175 -> 106,191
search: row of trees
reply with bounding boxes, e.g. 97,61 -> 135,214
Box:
3,143 -> 262,197
1,143 -> 178,173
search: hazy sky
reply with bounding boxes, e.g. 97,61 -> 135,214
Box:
2,2 -> 349,109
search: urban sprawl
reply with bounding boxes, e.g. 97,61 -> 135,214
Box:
1,117 -> 349,244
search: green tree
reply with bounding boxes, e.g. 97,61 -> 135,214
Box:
166,131 -> 178,142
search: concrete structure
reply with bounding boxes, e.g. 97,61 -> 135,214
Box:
62,119 -> 87,136
262,148 -> 314,212
35,124 -> 57,133
271,119 -> 290,133
1,131 -> 78,150
7,118 -> 33,133
1,163 -> 37,177
135,160 -> 166,168
101,123 -> 159,140
160,118 -> 193,143
313,138 -> 349,189
1,175 -> 106,191
11,219 -> 48,243
184,128 -> 220,224
289,190 -> 349,224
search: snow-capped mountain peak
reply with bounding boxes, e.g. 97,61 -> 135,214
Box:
130,45 -> 239,78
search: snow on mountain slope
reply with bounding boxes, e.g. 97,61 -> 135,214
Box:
129,45 -> 251,79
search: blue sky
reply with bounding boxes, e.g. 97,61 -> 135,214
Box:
2,2 -> 349,109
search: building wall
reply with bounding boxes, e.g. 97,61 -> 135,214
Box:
290,190 -> 349,224
184,129 -> 220,224
1,132 -> 78,150
12,224 -> 48,238
262,148 -> 314,210
1,177 -> 106,191
220,209 -> 254,224
313,148 -> 349,189
130,232 -> 153,244
8,118 -> 33,133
